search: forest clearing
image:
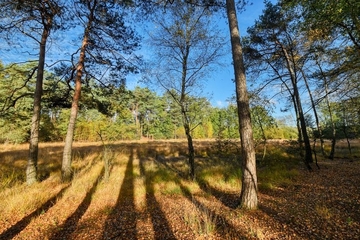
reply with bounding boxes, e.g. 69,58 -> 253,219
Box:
0,139 -> 359,240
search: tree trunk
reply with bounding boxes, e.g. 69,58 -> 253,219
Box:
61,28 -> 89,182
135,103 -> 140,139
275,74 -> 304,153
258,116 -> 267,163
316,60 -> 336,159
27,26 -> 49,185
324,74 -> 336,160
182,109 -> 195,180
301,69 -> 325,157
292,90 -> 304,155
279,42 -> 312,169
226,0 -> 258,209
341,105 -> 352,156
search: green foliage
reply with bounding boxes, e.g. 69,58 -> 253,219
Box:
210,104 -> 239,139
319,98 -> 360,139
0,62 -> 36,143
0,61 -> 303,143
251,105 -> 277,140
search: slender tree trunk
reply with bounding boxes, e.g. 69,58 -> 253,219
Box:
325,79 -> 336,160
183,110 -> 195,180
226,0 -> 258,209
341,105 -> 352,156
27,26 -> 49,185
301,69 -> 325,157
279,42 -> 312,169
274,72 -> 304,152
316,60 -> 336,159
135,103 -> 140,139
255,114 -> 267,164
292,92 -> 304,154
180,40 -> 196,179
62,28 -> 89,182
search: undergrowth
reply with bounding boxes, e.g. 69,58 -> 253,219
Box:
183,197 -> 217,236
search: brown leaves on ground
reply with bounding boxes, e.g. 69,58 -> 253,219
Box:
0,140 -> 359,239
256,160 -> 360,239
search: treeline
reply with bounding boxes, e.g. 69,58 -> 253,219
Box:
2,60 -> 357,144
0,61 -> 296,143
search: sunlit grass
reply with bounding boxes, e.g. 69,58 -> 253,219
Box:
87,153 -> 128,215
258,167 -> 299,191
2,139 -> 356,239
182,196 -> 217,237
197,164 -> 242,192
0,173 -> 65,223
0,142 -> 102,225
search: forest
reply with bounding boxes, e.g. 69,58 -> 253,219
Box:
0,0 -> 359,239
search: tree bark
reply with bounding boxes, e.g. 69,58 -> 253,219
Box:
61,24 -> 89,182
341,105 -> 352,156
182,109 -> 195,180
278,42 -> 313,169
26,22 -> 50,185
328,99 -> 336,160
181,42 -> 196,180
321,66 -> 336,160
301,69 -> 324,150
226,0 -> 258,209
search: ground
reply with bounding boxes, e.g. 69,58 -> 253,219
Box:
0,140 -> 359,239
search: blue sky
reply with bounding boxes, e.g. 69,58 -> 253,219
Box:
130,1 -> 274,109
1,2 -> 268,104
204,1 -> 268,108
1,1 -> 291,120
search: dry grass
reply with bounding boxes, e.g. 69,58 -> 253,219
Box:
0,139 -> 359,239
183,197 -> 217,237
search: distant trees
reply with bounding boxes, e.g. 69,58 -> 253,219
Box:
0,68 -> 302,144
0,62 -> 35,143
0,0 -> 63,184
210,104 -> 239,139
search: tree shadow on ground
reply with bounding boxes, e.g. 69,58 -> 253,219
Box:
152,153 -> 249,239
49,167 -> 104,240
155,152 -> 241,209
102,147 -> 137,239
0,183 -> 71,240
138,150 -> 177,240
196,154 -> 241,209
196,179 -> 240,209
177,173 -> 248,239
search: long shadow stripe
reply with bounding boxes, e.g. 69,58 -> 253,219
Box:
0,184 -> 70,240
152,156 -> 248,239
197,179 -> 239,209
102,147 -> 137,240
49,166 -> 105,240
139,155 -> 176,240
178,183 -> 248,239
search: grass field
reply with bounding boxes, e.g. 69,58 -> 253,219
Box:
0,139 -> 359,239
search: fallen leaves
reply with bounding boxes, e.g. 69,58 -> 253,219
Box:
0,141 -> 359,239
